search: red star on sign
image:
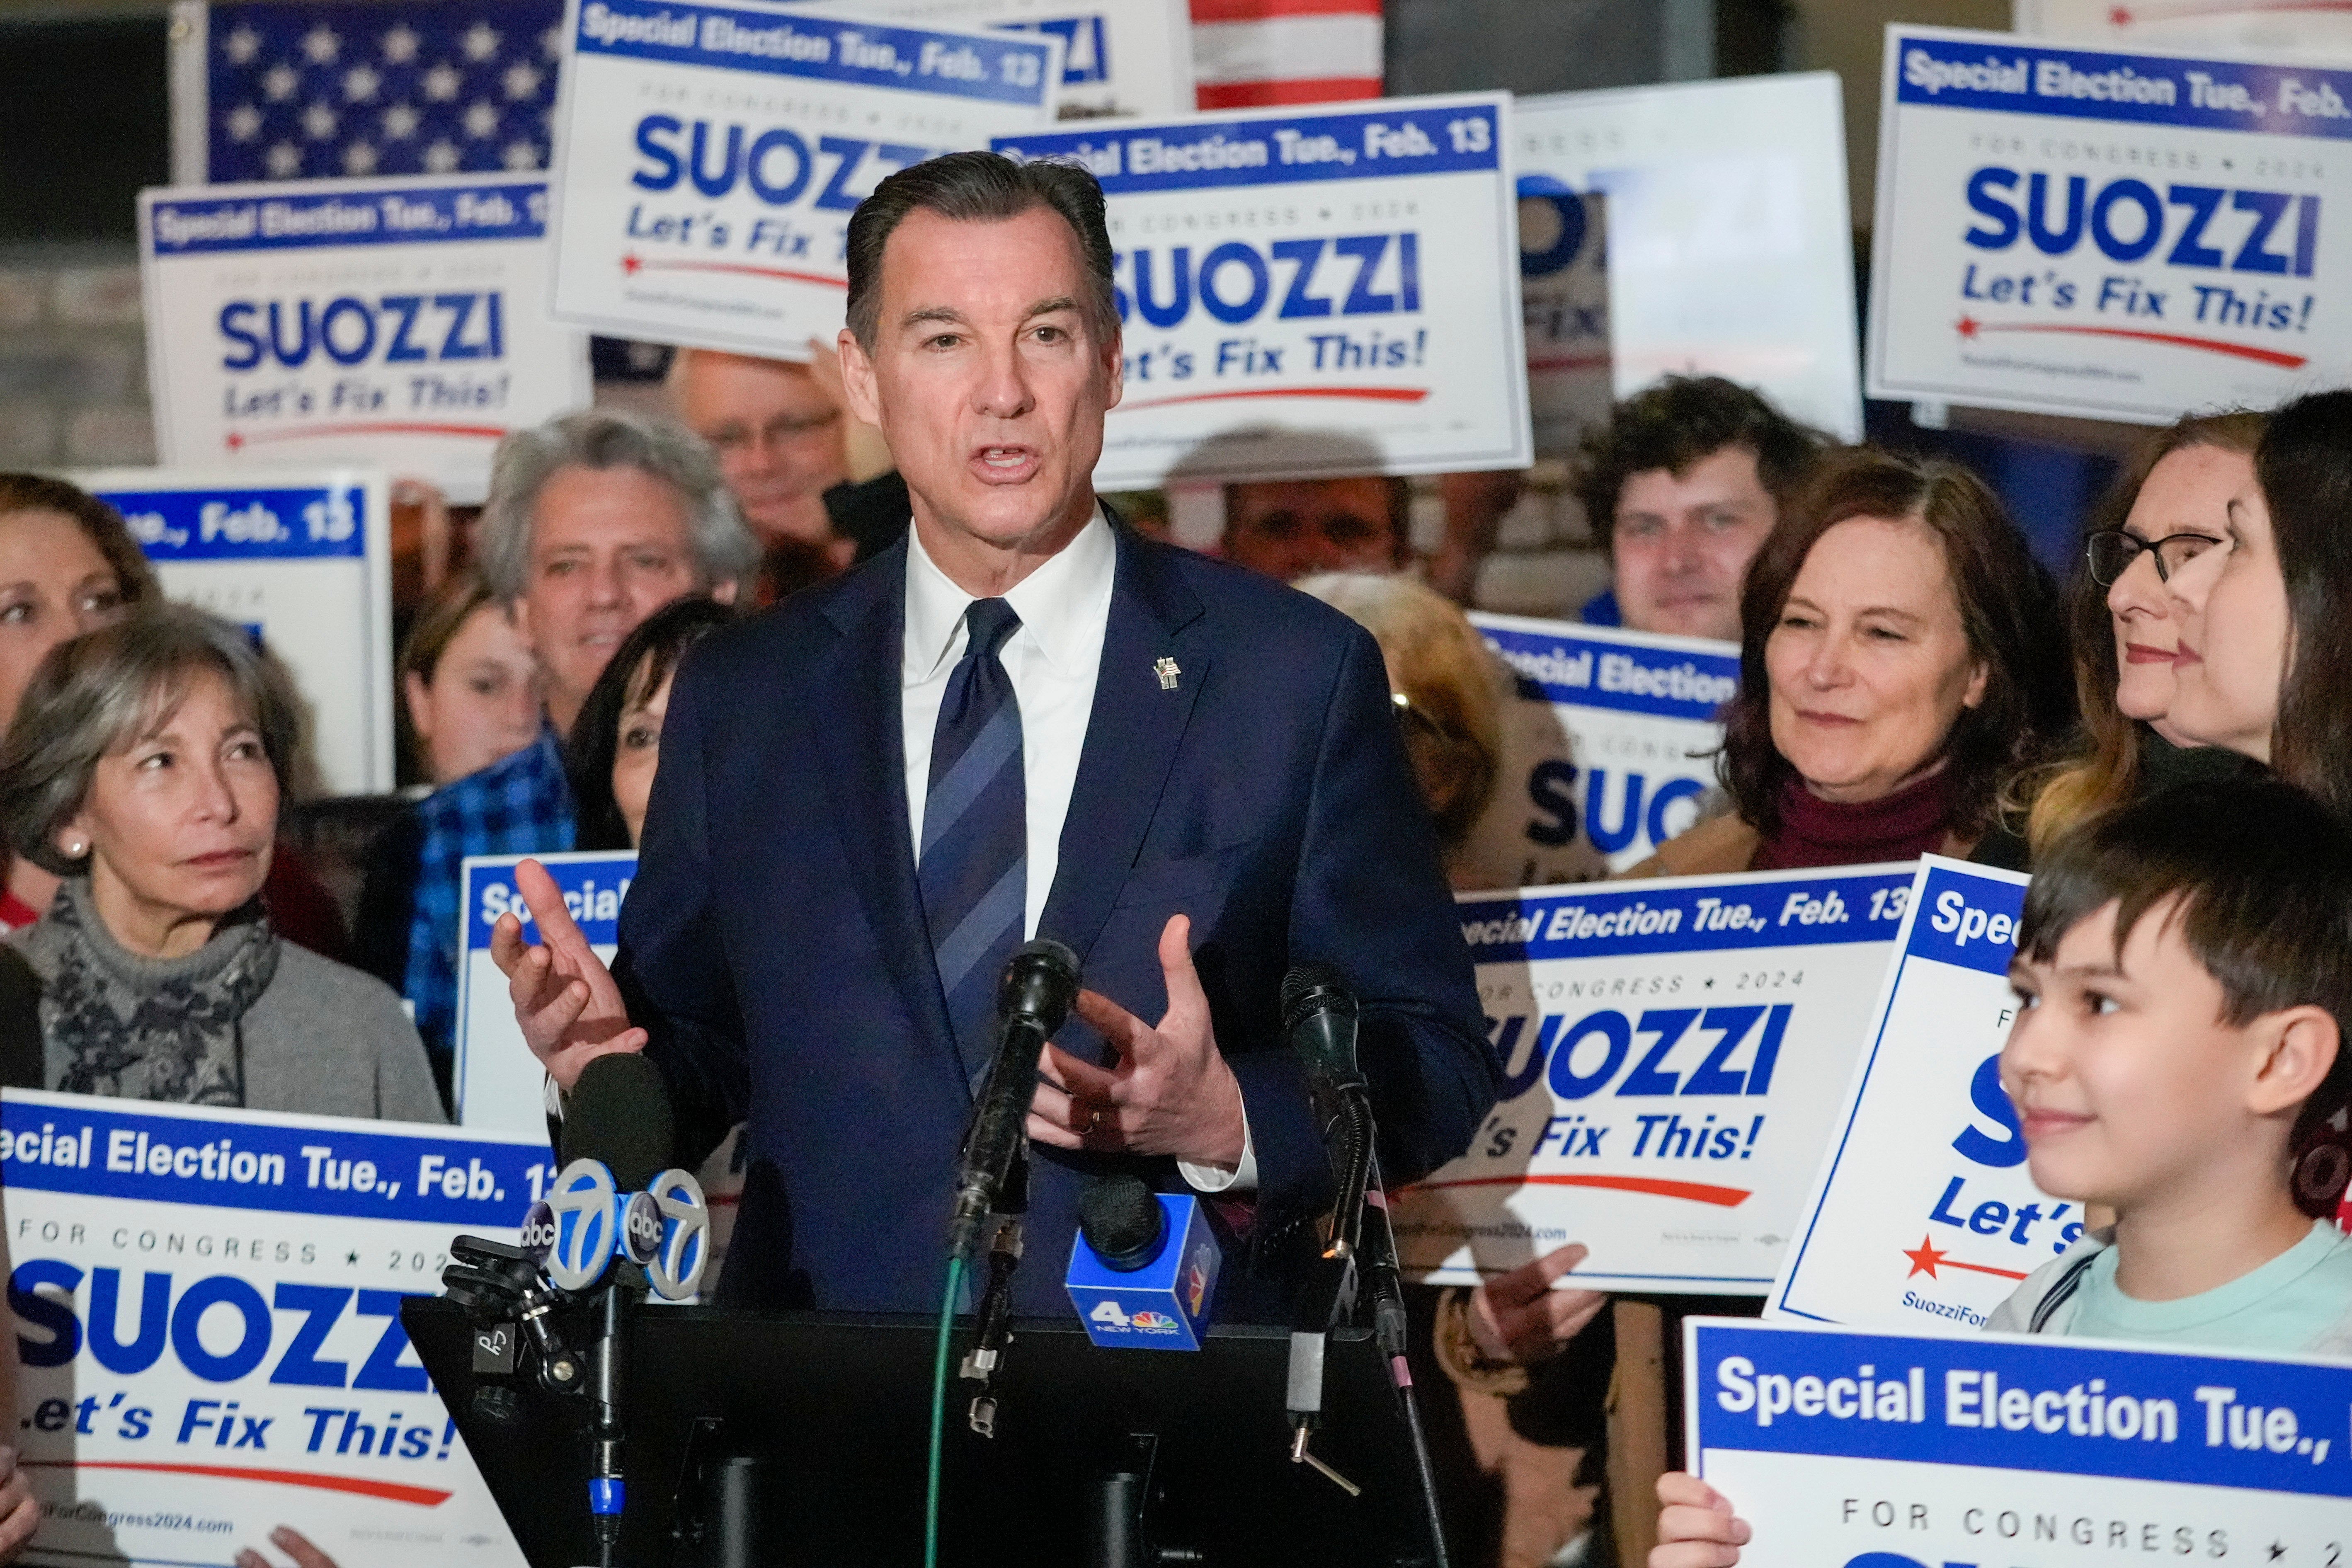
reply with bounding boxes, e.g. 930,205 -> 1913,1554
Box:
2109,7 -> 2134,24
622,253 -> 642,276
1903,1235 -> 1950,1279
1955,315 -> 1981,339
226,431 -> 245,451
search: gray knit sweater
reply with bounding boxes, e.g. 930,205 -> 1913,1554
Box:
11,902 -> 445,1125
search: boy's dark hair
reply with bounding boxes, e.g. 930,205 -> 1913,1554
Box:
1571,375 -> 1826,550
2020,777 -> 2352,1161
843,151 -> 1116,352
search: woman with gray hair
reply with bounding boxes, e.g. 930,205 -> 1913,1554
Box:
0,605 -> 441,1120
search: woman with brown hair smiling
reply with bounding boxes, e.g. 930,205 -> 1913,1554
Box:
1623,446 -> 2069,877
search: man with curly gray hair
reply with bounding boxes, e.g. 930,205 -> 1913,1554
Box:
478,408 -> 756,736
383,407 -> 754,1077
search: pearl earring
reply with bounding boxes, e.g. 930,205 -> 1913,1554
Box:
63,839 -> 85,858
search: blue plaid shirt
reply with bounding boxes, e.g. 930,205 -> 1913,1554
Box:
404,724 -> 575,1066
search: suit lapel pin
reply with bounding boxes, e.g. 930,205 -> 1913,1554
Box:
1154,656 -> 1180,691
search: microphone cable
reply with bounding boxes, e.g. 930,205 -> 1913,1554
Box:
924,1253 -> 965,1568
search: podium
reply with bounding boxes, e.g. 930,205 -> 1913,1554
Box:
405,1299 -> 1433,1567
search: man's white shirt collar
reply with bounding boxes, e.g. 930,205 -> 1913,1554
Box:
904,505 -> 1116,681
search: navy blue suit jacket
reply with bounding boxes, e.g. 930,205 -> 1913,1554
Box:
613,521 -> 1494,1315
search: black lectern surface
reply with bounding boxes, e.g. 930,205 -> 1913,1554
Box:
405,1299 -> 1427,1568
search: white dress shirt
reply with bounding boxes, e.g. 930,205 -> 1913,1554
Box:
901,510 -> 1253,1192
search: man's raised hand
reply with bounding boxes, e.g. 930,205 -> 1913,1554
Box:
1027,914 -> 1248,1171
489,857 -> 646,1091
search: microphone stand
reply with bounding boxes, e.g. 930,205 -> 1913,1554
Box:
1286,1076 -> 1377,1495
1359,1144 -> 1452,1568
1294,1081 -> 1452,1566
586,1263 -> 645,1568
960,1155 -> 1026,1437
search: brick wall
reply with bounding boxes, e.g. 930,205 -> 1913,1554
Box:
0,246 -> 156,470
1408,460 -> 1613,620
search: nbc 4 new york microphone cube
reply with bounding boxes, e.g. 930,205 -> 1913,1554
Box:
1067,1192 -> 1221,1351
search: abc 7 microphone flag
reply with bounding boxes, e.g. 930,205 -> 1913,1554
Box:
523,1158 -> 711,1300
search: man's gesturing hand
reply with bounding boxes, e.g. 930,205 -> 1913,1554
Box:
1027,914 -> 1247,1170
488,858 -> 646,1092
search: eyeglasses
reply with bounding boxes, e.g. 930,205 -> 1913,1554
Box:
1392,690 -> 1455,746
2083,527 -> 2226,587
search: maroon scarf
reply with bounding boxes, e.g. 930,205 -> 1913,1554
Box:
1750,768 -> 1954,872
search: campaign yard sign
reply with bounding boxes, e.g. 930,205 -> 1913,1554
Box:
1685,1317 -> 2352,1566
1771,857 -> 2072,1335
1465,613 -> 1737,882
994,94 -> 1532,486
2017,1 -> 2352,61
2,1089 -> 545,1568
1514,73 -> 1863,452
1869,24 -> 2352,424
548,0 -> 1063,359
789,0 -> 1195,119
454,852 -> 633,1141
138,174 -> 590,505
78,467 -> 395,798
1395,864 -> 1916,1295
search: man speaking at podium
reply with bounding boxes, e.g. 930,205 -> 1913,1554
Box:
493,152 -> 1494,1315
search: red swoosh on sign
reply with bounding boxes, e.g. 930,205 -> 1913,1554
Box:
1116,386 -> 1429,411
24,1459 -> 449,1505
1528,352 -> 1611,371
1954,316 -> 2307,369
624,254 -> 847,289
1404,1173 -> 1751,1207
2111,2 -> 2352,22
228,422 -> 508,448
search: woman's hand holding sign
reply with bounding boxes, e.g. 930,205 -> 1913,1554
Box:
0,1445 -> 35,1562
1467,1243 -> 1608,1364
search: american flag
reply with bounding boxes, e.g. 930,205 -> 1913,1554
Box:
1188,0 -> 1382,110
194,0 -> 564,183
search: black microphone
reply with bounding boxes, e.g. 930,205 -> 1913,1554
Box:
1077,1174 -> 1169,1272
948,938 -> 1081,1265
1281,962 -> 1364,1094
1280,965 -> 1454,1564
560,1051 -> 676,1192
1282,963 -> 1371,1259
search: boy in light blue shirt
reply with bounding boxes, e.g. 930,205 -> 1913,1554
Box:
1656,777 -> 2352,1567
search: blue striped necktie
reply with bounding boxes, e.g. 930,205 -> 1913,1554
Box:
919,597 -> 1028,1085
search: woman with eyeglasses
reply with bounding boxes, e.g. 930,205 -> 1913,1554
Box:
1974,411 -> 2266,870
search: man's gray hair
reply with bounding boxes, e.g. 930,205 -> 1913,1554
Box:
477,409 -> 759,603
0,605 -> 300,877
